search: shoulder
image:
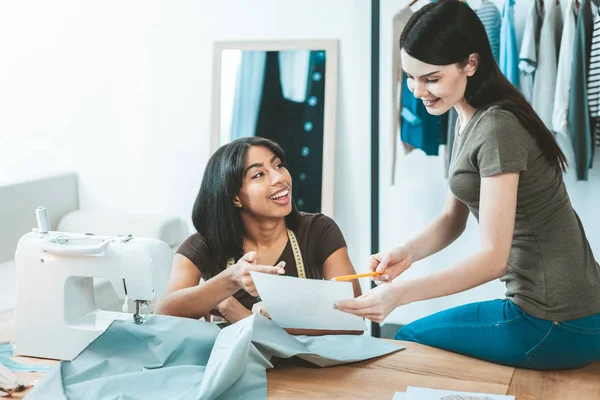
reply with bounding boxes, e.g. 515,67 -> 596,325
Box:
471,106 -> 531,143
477,106 -> 521,127
295,213 -> 347,265
176,232 -> 209,260
295,212 -> 346,246
296,212 -> 339,233
178,232 -> 207,249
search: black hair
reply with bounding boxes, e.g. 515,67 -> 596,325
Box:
400,0 -> 567,171
191,137 -> 300,278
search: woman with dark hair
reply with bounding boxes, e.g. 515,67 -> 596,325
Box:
336,0 -> 600,370
155,136 -> 360,324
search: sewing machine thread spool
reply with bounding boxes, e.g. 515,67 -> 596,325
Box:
35,206 -> 50,234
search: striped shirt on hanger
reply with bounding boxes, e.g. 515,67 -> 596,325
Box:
587,9 -> 600,146
476,1 -> 502,63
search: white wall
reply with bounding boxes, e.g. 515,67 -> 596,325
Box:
379,0 -> 600,326
0,1 -> 372,285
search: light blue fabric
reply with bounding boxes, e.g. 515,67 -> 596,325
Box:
0,342 -> 55,373
500,0 -> 520,89
278,50 -> 311,102
27,314 -> 403,400
230,51 -> 266,140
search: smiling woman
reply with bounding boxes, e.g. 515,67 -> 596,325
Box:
154,137 -> 361,325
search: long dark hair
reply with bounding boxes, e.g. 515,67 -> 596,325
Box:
191,137 -> 300,278
400,0 -> 567,171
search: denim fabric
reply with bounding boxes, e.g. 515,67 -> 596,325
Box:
395,299 -> 600,370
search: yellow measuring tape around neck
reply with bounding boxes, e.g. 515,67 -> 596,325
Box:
226,229 -> 305,279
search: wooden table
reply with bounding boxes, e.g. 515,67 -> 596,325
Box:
1,309 -> 599,399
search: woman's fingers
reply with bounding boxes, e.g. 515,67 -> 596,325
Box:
368,254 -> 382,273
336,299 -> 388,322
334,293 -> 375,311
376,254 -> 393,274
242,251 -> 257,263
373,274 -> 390,285
248,261 -> 286,275
240,261 -> 286,296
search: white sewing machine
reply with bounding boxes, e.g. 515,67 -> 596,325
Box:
14,207 -> 172,361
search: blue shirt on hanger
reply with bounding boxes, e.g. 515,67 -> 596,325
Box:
500,0 -> 520,88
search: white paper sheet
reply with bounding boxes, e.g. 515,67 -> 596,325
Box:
398,386 -> 515,400
250,272 -> 366,331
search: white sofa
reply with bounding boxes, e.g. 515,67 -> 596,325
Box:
0,172 -> 189,313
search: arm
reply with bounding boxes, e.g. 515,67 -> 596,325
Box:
404,189 -> 470,263
396,172 -> 517,305
335,172 -> 518,322
371,189 -> 470,281
322,247 -> 362,298
153,254 -> 240,319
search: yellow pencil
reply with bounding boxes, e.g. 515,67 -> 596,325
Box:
331,271 -> 387,281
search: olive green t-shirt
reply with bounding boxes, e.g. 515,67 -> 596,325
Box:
449,105 -> 600,320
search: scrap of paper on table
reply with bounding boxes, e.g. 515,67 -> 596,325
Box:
393,386 -> 515,400
250,272 -> 366,331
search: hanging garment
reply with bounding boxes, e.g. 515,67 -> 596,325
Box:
553,0 -> 577,136
25,314 -> 403,400
587,9 -> 600,149
568,0 -> 594,181
255,51 -> 325,213
278,50 -> 311,103
400,74 -> 448,157
500,0 -> 520,88
475,1 -> 502,64
532,0 -> 563,129
392,7 -> 415,185
445,108 -> 459,179
518,0 -> 543,103
230,52 -> 266,141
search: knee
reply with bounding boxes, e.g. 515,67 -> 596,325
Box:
394,323 -> 419,342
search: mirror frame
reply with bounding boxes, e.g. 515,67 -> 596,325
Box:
210,39 -> 339,217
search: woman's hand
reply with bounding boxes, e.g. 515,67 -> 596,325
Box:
230,251 -> 285,296
369,246 -> 413,284
216,297 -> 252,324
334,282 -> 403,323
251,302 -> 271,319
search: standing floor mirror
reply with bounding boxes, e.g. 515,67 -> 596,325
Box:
211,40 -> 338,216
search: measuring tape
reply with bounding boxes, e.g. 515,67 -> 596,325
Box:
227,229 -> 305,279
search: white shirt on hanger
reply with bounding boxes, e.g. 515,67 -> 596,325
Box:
518,0 -> 543,103
553,0 -> 577,137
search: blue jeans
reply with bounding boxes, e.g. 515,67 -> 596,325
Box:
395,299 -> 600,370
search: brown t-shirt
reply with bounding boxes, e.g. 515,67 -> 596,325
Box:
176,212 -> 347,310
449,105 -> 600,321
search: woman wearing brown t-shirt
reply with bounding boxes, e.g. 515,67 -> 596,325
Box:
154,137 -> 360,324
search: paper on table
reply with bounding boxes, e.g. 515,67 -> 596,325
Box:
403,386 -> 515,400
250,272 -> 366,331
